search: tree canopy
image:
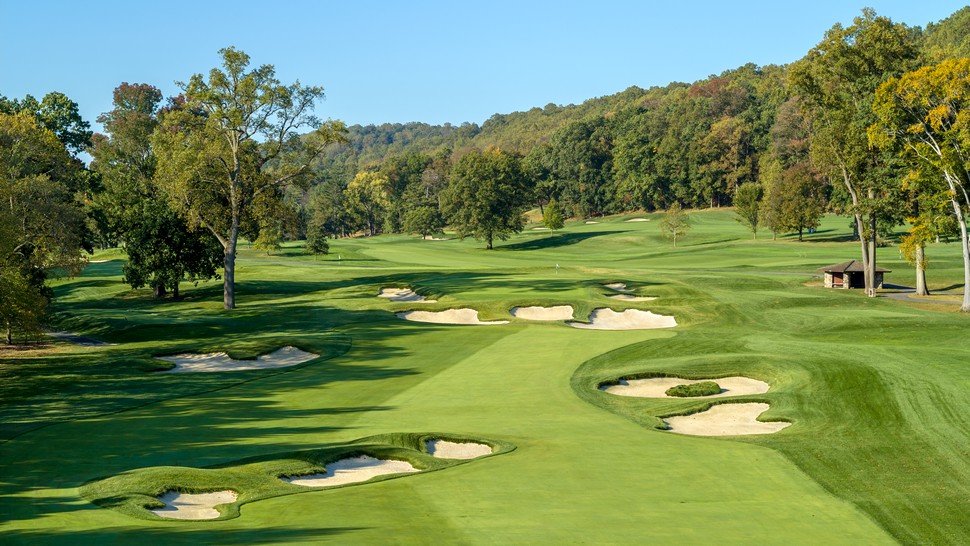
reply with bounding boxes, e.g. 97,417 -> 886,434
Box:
152,47 -> 345,309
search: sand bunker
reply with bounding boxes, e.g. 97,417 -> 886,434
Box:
510,305 -> 574,321
569,308 -> 676,330
426,439 -> 493,459
533,227 -> 550,230
378,287 -> 436,303
608,294 -> 657,302
158,346 -> 318,373
626,218 -> 650,222
397,309 -> 509,325
282,456 -> 418,487
604,283 -> 631,292
585,221 -> 600,224
602,376 -> 769,398
151,490 -> 237,520
664,403 -> 790,436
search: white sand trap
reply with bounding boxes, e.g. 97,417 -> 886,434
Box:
626,218 -> 650,222
664,403 -> 790,436
533,227 -> 550,230
426,439 -> 493,459
158,346 -> 318,373
608,294 -> 657,302
151,490 -> 237,520
397,309 -> 509,325
378,287 -> 437,303
569,308 -> 676,330
510,305 -> 574,321
282,456 -> 418,487
602,376 -> 769,398
585,221 -> 600,224
604,282 -> 631,292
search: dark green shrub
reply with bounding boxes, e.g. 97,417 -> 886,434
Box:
665,381 -> 721,397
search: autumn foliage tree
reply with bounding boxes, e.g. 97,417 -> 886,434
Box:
871,58 -> 970,311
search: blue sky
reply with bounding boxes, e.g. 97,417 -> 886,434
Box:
1,1 -> 967,133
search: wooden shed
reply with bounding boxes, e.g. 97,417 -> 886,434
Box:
819,260 -> 891,289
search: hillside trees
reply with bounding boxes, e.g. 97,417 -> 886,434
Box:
441,148 -> 532,249
789,9 -> 920,296
90,83 -> 221,298
545,118 -> 615,217
152,47 -> 345,309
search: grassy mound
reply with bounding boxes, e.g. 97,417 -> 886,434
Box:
665,381 -> 721,397
81,433 -> 510,521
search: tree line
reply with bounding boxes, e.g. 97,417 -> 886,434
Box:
3,7 -> 970,344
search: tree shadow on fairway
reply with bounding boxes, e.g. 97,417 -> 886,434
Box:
0,526 -> 365,545
497,230 -> 623,251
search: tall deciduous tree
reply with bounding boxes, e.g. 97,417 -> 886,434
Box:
152,47 -> 345,309
441,148 -> 531,249
871,58 -> 970,311
789,8 -> 919,296
91,83 -> 221,299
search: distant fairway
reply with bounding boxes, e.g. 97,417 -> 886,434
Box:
2,210 -> 968,544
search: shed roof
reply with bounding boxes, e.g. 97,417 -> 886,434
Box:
818,260 -> 891,273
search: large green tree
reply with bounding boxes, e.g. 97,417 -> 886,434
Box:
871,58 -> 970,311
0,92 -> 92,156
789,9 -> 919,296
441,148 -> 532,249
91,83 -> 221,299
0,113 -> 86,342
152,47 -> 345,309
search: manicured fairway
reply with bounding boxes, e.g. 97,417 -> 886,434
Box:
2,210 -> 968,544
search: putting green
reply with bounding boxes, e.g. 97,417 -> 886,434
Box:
2,210 -> 968,544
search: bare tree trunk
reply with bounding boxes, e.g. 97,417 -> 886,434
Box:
173,283 -> 180,300
949,195 -> 970,312
939,171 -> 970,312
854,212 -> 871,290
5,320 -> 11,345
867,212 -> 877,297
153,283 -> 167,299
224,221 -> 239,310
915,243 -> 929,297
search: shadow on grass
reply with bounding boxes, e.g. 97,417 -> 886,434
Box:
497,231 -> 622,251
0,526 -> 364,545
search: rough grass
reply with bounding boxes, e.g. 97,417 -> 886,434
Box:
1,211 -> 966,544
